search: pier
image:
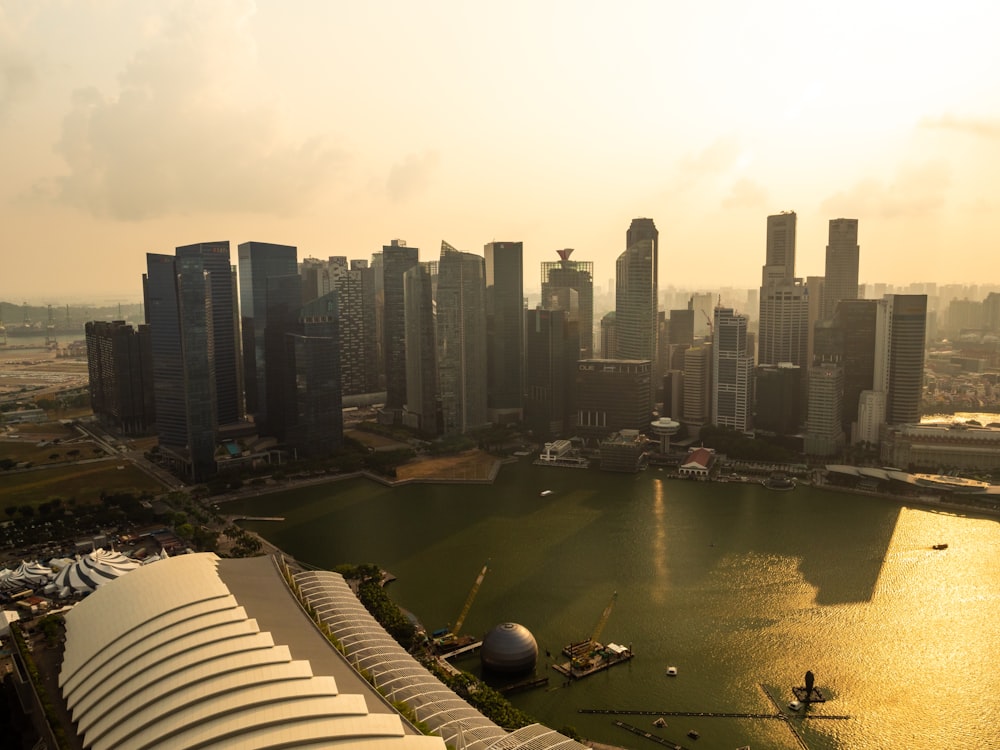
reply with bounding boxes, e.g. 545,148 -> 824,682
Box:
585,686 -> 851,750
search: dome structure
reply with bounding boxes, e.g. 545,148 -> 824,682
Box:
480,622 -> 538,674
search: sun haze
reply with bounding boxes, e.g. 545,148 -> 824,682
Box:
2,0 -> 999,300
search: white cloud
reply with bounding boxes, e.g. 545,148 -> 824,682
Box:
45,0 -> 343,220
0,6 -> 37,118
386,150 -> 440,202
821,162 -> 951,220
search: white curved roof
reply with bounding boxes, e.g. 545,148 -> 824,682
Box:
295,570 -> 588,750
53,548 -> 141,594
59,553 -> 445,750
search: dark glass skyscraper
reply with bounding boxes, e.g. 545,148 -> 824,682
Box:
176,241 -> 242,426
885,294 -> 927,425
484,241 -> 524,422
237,241 -> 298,426
437,242 -> 488,434
143,251 -> 218,481
382,241 -> 419,413
284,292 -> 343,458
524,308 -> 578,438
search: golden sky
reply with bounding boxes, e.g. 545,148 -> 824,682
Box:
2,0 -> 999,301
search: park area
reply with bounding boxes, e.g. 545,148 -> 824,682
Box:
0,461 -> 164,509
395,448 -> 498,481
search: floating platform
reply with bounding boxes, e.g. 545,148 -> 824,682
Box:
552,642 -> 633,679
792,686 -> 827,702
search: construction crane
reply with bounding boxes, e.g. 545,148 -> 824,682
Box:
701,308 -> 713,337
433,560 -> 489,648
590,591 -> 618,645
453,560 -> 489,636
564,591 -> 618,660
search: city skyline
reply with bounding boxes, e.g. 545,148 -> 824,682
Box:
3,1 -> 1000,300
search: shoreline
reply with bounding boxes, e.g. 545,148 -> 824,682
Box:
207,459 -> 1000,525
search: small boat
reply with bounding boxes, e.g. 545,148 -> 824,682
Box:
666,666 -> 678,676
932,543 -> 948,550
788,700 -> 802,711
687,729 -> 700,740
539,489 -> 554,497
653,717 -> 667,728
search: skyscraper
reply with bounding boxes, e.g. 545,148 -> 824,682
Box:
85,320 -> 155,436
615,218 -> 658,365
143,251 -> 218,481
822,219 -> 860,322
762,211 -> 796,284
711,307 -> 753,432
484,241 -> 524,423
382,241 -> 419,416
682,342 -> 712,438
524,308 -> 578,439
263,273 -> 304,439
757,213 -> 809,367
403,262 -> 438,435
804,362 -> 845,456
436,242 -> 488,434
284,292 -> 343,458
885,294 -> 928,425
176,241 -> 242,427
541,249 -> 594,358
237,241 -> 298,426
333,258 -> 379,396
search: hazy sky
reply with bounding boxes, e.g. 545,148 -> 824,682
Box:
3,0 -> 1000,302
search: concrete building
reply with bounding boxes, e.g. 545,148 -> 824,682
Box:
712,307 -> 753,433
823,218 -> 860,321
881,421 -> 1000,472
758,212 -> 809,369
754,362 -> 802,436
437,242 -> 488,435
541,249 -> 594,359
805,362 -> 846,456
485,241 -> 524,423
574,358 -> 652,443
524,308 -> 578,439
336,259 -> 380,396
615,218 -> 658,365
885,294 -> 928,425
84,320 -> 155,435
682,342 -> 712,438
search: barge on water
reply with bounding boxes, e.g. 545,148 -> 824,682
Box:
552,641 -> 633,679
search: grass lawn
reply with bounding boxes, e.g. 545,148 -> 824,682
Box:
395,449 -> 498,481
1,440 -> 104,466
0,462 -> 166,509
346,429 -> 409,450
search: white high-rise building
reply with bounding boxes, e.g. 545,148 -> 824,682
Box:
711,307 -> 753,433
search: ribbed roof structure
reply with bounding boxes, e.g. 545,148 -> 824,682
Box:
51,548 -> 142,595
59,553 -> 446,750
0,560 -> 53,590
294,570 -> 586,750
